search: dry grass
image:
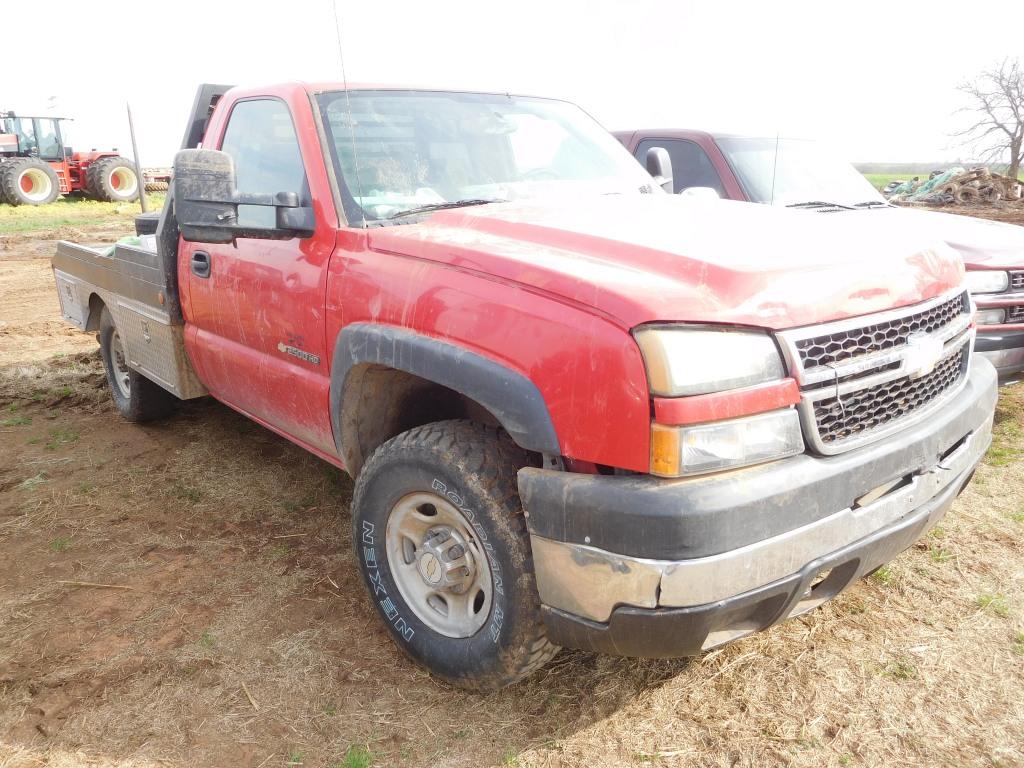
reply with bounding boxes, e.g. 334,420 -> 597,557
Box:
0,352 -> 1022,768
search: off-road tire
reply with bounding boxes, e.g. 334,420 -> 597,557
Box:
145,181 -> 169,192
99,307 -> 176,422
87,157 -> 140,202
351,420 -> 559,691
0,158 -> 61,205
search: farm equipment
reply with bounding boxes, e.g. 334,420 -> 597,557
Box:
0,110 -> 141,205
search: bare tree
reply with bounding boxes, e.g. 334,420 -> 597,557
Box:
956,58 -> 1024,179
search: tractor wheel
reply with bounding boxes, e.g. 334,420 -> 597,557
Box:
144,181 -> 169,193
87,157 -> 139,202
0,158 -> 61,205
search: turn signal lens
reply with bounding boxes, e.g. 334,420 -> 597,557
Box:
974,308 -> 1006,325
651,408 -> 804,477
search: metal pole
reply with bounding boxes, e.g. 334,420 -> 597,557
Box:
126,102 -> 148,213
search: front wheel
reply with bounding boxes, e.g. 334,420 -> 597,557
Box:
351,420 -> 559,690
99,307 -> 176,421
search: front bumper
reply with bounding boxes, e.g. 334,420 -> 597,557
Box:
518,357 -> 997,657
976,329 -> 1024,383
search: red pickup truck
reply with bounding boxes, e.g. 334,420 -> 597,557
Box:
52,84 -> 996,690
615,129 -> 1024,382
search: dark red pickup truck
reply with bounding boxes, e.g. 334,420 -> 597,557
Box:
615,129 -> 1024,382
51,84 -> 996,690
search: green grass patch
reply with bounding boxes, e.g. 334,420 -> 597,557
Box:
1,415 -> 31,427
977,593 -> 1010,618
986,389 -> 1024,467
45,427 -> 79,451
49,536 -> 72,553
1013,632 -> 1024,656
0,194 -> 165,234
269,543 -> 291,559
871,565 -> 894,585
332,746 -> 372,768
882,657 -> 918,680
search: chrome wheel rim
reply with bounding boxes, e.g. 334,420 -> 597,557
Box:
385,491 -> 493,638
110,331 -> 131,398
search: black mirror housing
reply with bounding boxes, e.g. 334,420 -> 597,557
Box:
645,146 -> 674,193
173,148 -> 315,243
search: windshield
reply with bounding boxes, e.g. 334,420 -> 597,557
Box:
715,137 -> 884,207
317,90 -> 658,225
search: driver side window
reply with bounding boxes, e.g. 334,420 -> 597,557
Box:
220,99 -> 308,227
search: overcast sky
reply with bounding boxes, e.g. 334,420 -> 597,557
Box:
4,0 -> 1021,167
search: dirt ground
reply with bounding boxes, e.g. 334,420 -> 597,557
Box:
1,212 -> 1023,768
903,200 -> 1024,226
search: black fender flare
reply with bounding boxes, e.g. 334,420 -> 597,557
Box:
330,324 -> 560,471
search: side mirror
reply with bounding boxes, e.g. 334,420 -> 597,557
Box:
172,148 -> 315,243
679,186 -> 721,200
645,146 -> 674,193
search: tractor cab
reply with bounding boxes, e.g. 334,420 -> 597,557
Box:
0,113 -> 68,160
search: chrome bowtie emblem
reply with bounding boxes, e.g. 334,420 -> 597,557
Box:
904,332 -> 944,379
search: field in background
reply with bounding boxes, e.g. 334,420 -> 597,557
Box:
863,172 -> 916,189
0,194 -> 165,235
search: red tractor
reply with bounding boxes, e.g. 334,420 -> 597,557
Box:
0,111 -> 140,205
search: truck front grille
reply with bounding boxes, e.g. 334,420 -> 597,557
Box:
778,289 -> 973,455
812,346 -> 966,445
1010,271 -> 1024,292
795,294 -> 965,370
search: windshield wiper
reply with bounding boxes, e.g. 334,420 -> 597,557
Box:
388,199 -> 502,220
785,200 -> 856,210
853,200 -> 891,208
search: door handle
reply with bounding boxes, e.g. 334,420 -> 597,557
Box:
191,251 -> 211,279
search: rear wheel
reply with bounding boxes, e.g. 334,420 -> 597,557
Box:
351,420 -> 559,690
87,157 -> 139,202
0,158 -> 61,205
99,307 -> 176,421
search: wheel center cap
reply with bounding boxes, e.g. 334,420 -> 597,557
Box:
418,552 -> 443,585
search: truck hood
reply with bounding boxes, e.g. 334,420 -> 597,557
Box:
367,195 -> 963,331
865,206 -> 1024,270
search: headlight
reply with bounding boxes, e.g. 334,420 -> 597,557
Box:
651,409 -> 804,477
634,327 -> 785,396
974,308 -> 1006,325
964,270 -> 1009,294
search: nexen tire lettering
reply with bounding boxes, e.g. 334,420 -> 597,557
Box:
361,521 -> 415,642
